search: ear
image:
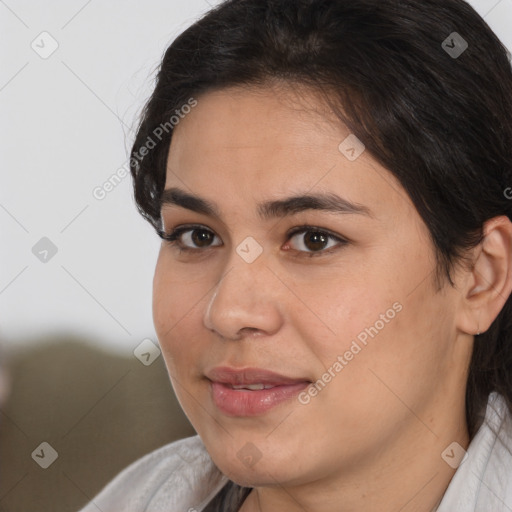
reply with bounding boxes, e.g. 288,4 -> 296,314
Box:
457,216 -> 512,336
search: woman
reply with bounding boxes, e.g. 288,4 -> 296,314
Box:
79,0 -> 512,510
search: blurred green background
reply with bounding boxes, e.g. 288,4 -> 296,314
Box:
0,335 -> 195,512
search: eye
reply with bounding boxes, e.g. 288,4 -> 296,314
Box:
160,224 -> 347,256
159,225 -> 222,250
284,227 -> 347,255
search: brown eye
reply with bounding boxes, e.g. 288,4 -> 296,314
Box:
191,229 -> 215,247
287,228 -> 346,254
169,226 -> 222,250
303,232 -> 329,251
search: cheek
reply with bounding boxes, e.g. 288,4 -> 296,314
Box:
152,256 -> 207,362
298,247 -> 447,394
333,279 -> 454,402
292,266 -> 402,360
153,253 -> 199,327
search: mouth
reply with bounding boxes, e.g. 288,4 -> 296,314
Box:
206,366 -> 311,416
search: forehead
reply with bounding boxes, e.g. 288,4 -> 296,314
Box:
167,84 -> 347,169
164,84 -> 412,222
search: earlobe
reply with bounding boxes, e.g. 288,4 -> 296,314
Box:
457,216 -> 512,336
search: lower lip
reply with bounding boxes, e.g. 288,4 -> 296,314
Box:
210,381 -> 310,416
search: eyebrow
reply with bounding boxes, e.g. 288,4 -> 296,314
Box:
160,187 -> 371,219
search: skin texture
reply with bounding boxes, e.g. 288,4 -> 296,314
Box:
152,84 -> 512,512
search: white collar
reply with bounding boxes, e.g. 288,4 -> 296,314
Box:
437,392 -> 512,511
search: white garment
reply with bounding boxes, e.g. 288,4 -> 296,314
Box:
78,392 -> 512,511
437,392 -> 512,511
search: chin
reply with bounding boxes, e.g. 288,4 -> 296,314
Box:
217,460 -> 296,488
203,439 -> 306,488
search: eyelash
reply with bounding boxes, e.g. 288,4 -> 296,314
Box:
158,224 -> 348,258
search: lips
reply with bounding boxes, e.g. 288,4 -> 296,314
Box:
206,366 -> 311,416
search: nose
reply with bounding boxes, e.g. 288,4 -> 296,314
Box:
203,254 -> 283,341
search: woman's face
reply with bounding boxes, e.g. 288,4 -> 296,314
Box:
153,85 -> 470,487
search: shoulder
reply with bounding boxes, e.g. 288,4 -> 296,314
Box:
78,435 -> 228,512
